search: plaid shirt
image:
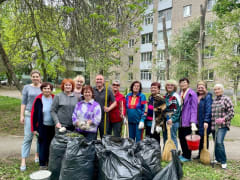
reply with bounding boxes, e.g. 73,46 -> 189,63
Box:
211,95 -> 234,130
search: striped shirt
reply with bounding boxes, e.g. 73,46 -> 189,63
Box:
211,95 -> 234,130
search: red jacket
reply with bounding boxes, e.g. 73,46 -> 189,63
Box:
109,91 -> 126,123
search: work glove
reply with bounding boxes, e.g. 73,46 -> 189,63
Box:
59,127 -> 66,133
216,118 -> 225,125
191,123 -> 198,132
123,117 -> 128,124
138,121 -> 144,129
156,126 -> 162,133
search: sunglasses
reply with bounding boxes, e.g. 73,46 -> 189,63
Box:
112,84 -> 120,86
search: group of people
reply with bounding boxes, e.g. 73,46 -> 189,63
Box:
19,70 -> 234,172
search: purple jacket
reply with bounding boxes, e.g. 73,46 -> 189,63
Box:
180,88 -> 198,127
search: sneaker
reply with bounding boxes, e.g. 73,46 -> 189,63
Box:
221,163 -> 227,169
179,155 -> 191,162
39,166 -> 48,170
20,165 -> 26,171
211,160 -> 221,165
35,158 -> 39,163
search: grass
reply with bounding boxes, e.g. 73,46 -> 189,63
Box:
0,155 -> 239,180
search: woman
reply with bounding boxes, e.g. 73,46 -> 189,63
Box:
20,70 -> 42,171
211,84 -> 234,169
51,79 -> 78,131
126,81 -> 147,142
73,75 -> 85,101
195,81 -> 212,159
72,85 -> 101,141
146,82 -> 165,144
31,82 -> 55,169
178,78 -> 198,162
163,80 -> 181,149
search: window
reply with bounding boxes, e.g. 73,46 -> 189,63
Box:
115,73 -> 120,80
128,72 -> 133,81
141,52 -> 152,62
75,61 -> 84,67
183,5 -> 191,17
141,33 -> 153,44
129,56 -> 133,66
233,44 -> 240,55
144,13 -> 153,25
144,0 -> 153,5
157,50 -> 165,61
205,22 -> 214,35
158,29 -> 172,41
204,70 -> 214,81
204,46 -> 215,58
207,0 -> 216,11
158,9 -> 172,23
141,70 -> 152,80
128,39 -> 134,48
157,70 -> 165,81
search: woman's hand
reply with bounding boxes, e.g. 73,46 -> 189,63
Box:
204,122 -> 208,129
20,116 -> 24,124
56,123 -> 62,129
167,119 -> 172,125
87,120 -> 92,125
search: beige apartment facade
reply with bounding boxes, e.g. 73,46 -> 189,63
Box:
108,0 -> 239,92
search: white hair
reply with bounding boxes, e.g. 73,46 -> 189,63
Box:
214,83 -> 224,91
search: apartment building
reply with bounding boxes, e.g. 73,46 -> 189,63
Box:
110,0 -> 238,90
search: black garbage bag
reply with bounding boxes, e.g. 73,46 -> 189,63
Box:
49,131 -> 69,180
96,135 -> 142,180
153,150 -> 183,180
59,137 -> 96,180
135,137 -> 161,180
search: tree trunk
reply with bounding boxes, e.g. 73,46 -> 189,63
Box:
197,0 -> 207,80
24,0 -> 47,81
233,79 -> 238,106
0,39 -> 23,92
162,17 -> 170,80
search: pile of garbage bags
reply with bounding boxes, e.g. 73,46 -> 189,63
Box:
48,133 -> 183,180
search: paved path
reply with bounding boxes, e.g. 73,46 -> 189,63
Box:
0,88 -> 239,160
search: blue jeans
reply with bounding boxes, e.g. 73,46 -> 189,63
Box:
213,127 -> 228,164
128,123 -> 143,142
163,122 -> 179,149
21,112 -> 39,158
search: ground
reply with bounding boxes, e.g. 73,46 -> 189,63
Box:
0,87 -> 239,179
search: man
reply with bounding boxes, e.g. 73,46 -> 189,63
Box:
93,74 -> 116,138
108,80 -> 126,137
178,77 -> 198,162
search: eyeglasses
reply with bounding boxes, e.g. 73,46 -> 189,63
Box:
112,84 -> 120,86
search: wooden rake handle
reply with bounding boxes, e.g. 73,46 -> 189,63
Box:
203,127 -> 207,149
167,125 -> 171,140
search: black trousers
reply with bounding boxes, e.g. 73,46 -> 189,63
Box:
38,125 -> 55,166
107,121 -> 122,137
178,126 -> 192,159
98,116 -> 110,139
145,126 -> 160,144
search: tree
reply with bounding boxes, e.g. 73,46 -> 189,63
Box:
213,0 -> 240,17
1,0 -> 67,82
170,19 -> 200,80
210,8 -> 240,105
60,0 -> 145,77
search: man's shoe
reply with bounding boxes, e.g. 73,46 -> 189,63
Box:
211,160 -> 221,165
221,163 -> 227,169
179,155 -> 191,162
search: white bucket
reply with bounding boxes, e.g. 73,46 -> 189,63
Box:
29,170 -> 51,180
